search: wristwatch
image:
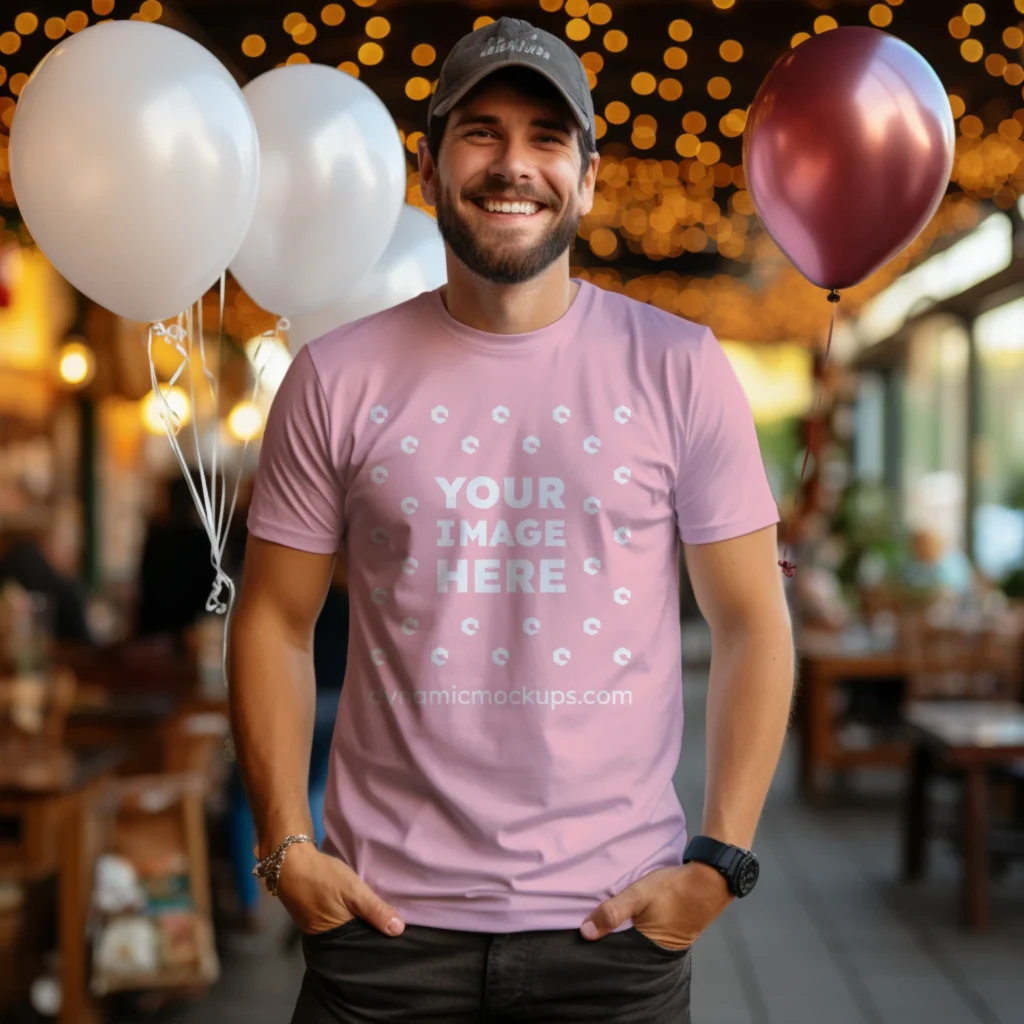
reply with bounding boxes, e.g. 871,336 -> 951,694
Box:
683,835 -> 759,898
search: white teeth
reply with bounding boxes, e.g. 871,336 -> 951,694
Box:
483,199 -> 538,215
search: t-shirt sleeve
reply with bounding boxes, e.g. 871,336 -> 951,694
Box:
247,344 -> 344,555
671,327 -> 780,545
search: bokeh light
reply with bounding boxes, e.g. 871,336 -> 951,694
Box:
412,43 -> 436,66
669,20 -> 692,43
59,342 -> 95,388
658,78 -> 683,101
605,101 -> 630,124
406,77 -> 431,100
719,40 -> 743,62
708,77 -> 732,100
869,4 -> 893,27
631,72 -> 656,95
604,30 -> 627,52
682,111 -> 707,134
567,19 -> 591,42
962,4 -> 985,27
961,39 -> 984,62
664,47 -> 687,70
141,387 -> 192,435
322,4 -> 345,27
359,42 -> 384,65
227,401 -> 264,442
242,35 -> 266,57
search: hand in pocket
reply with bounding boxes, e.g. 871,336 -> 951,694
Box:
274,843 -> 406,937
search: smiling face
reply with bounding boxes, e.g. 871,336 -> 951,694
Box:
419,69 -> 599,285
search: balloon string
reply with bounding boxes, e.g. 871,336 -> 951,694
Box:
147,302 -> 285,689
778,288 -> 840,579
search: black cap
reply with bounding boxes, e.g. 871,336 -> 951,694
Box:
428,17 -> 597,152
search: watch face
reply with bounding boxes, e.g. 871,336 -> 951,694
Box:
736,854 -> 759,897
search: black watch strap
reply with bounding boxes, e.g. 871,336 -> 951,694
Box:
683,835 -> 754,896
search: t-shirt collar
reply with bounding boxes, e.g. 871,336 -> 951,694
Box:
425,278 -> 595,355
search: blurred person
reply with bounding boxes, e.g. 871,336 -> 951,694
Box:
900,526 -> 975,599
134,472 -> 217,641
231,17 -> 793,1023
0,527 -> 94,644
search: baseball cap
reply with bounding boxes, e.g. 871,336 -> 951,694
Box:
428,17 -> 597,152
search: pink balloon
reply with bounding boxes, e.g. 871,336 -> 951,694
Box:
743,27 -> 955,292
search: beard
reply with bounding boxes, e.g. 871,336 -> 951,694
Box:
434,179 -> 581,285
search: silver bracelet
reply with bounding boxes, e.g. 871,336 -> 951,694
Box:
252,834 -> 316,896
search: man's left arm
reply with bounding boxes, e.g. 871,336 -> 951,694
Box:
580,526 -> 794,947
686,524 -> 795,854
580,326 -> 794,947
581,532 -> 794,946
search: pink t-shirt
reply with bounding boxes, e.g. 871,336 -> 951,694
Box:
247,280 -> 780,932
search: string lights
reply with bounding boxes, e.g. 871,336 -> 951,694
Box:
0,1 -> 1017,344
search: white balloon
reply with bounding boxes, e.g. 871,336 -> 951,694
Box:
286,206 -> 447,347
9,21 -> 259,324
229,65 -> 407,318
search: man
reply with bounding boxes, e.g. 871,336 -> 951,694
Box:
231,16 -> 794,1023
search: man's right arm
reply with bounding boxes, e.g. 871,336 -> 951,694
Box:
229,535 -> 331,862
229,537 -> 407,937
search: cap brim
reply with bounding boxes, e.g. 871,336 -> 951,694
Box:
430,59 -> 593,145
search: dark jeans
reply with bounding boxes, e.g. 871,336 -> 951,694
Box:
292,915 -> 692,1023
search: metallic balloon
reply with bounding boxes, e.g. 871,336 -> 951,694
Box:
229,64 -> 407,318
743,27 -> 955,291
10,21 -> 259,323
286,205 -> 447,348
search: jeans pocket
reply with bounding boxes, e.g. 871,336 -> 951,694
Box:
303,915 -> 364,942
627,926 -> 693,957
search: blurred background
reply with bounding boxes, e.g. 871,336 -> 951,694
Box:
0,1 -> 1022,1022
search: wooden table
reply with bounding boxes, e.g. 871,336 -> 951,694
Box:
797,628 -> 910,801
0,745 -> 127,1023
65,691 -> 178,776
901,700 -> 1024,931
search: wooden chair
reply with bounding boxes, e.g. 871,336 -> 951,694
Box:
900,609 -> 1022,702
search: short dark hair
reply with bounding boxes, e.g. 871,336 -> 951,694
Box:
426,66 -> 594,182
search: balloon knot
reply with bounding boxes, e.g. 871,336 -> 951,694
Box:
826,290 -> 841,304
206,569 -> 233,615
778,559 -> 796,578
